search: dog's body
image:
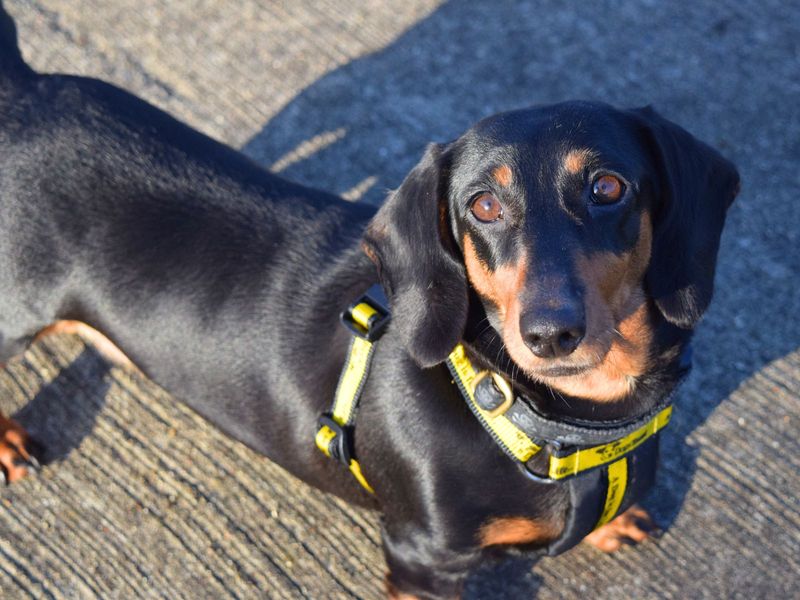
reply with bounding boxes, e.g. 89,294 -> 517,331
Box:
0,7 -> 738,599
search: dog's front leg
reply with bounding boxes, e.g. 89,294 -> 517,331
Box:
0,412 -> 40,484
381,526 -> 479,600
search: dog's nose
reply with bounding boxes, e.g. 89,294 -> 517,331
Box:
520,307 -> 585,359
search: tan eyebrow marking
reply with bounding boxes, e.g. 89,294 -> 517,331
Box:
492,164 -> 513,187
563,149 -> 595,174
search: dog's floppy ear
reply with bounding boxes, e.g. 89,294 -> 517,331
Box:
362,143 -> 467,367
632,106 -> 740,328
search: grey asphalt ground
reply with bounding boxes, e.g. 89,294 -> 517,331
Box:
1,1 -> 799,598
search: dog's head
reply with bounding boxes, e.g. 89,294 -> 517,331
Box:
363,102 -> 739,401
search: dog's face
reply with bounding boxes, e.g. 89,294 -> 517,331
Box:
363,102 -> 739,402
447,106 -> 658,401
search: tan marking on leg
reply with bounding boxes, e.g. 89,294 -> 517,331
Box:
479,516 -> 561,547
584,504 -> 656,552
361,240 -> 379,265
491,164 -> 513,188
563,149 -> 595,175
35,320 -> 135,370
0,415 -> 35,483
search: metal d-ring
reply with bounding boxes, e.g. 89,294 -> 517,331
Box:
517,461 -> 559,484
472,370 -> 514,418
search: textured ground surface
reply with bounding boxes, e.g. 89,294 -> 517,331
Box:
1,1 -> 799,598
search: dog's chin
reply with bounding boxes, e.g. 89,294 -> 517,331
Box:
510,346 -> 605,380
532,363 -> 596,378
510,344 -> 641,404
509,344 -> 609,382
502,331 -> 641,402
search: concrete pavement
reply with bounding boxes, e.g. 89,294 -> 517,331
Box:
1,1 -> 798,597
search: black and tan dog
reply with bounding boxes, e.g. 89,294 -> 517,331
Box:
0,6 -> 739,599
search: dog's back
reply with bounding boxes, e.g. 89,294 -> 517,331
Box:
0,3 -> 377,468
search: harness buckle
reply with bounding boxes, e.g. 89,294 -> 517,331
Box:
317,415 -> 353,467
340,284 -> 390,341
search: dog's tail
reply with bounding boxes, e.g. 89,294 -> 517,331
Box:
0,2 -> 34,82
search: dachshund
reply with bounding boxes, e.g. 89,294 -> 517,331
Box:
0,6 -> 738,599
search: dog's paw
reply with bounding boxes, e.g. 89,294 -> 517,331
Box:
583,504 -> 660,552
0,415 -> 41,485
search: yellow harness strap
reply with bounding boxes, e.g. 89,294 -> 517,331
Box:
315,330 -> 375,493
445,342 -> 675,537
446,344 -> 542,462
446,342 -> 671,474
316,292 -> 389,495
596,458 -> 628,528
548,406 -> 672,480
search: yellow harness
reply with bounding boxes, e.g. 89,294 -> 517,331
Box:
315,287 -> 390,494
445,343 -> 672,530
316,286 -> 686,553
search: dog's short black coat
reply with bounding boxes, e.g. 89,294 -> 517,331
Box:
0,6 -> 739,599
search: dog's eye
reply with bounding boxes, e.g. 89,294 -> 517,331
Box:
591,175 -> 625,204
470,193 -> 504,223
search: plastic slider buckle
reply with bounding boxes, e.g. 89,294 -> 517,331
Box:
340,285 -> 391,342
318,415 -> 353,467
